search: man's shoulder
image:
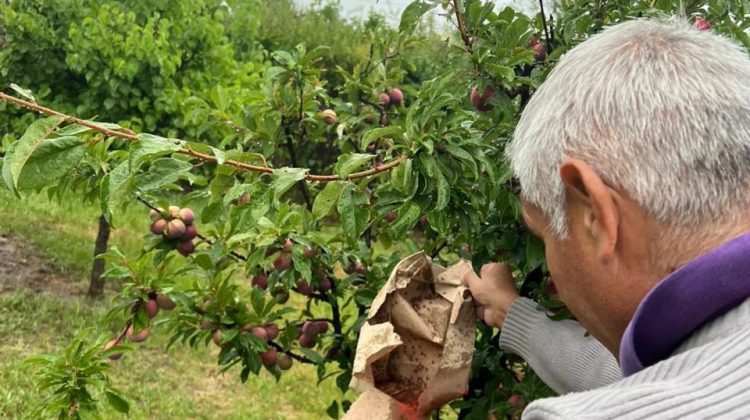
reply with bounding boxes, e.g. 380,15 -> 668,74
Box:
522,325 -> 750,419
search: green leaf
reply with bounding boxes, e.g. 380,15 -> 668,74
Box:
134,158 -> 192,191
336,153 -> 374,178
131,134 -> 183,172
101,162 -> 134,224
271,167 -> 307,202
313,181 -> 344,220
399,1 -> 436,34
16,136 -> 87,191
5,116 -> 64,190
105,390 -> 130,414
10,83 -> 36,102
434,171 -> 450,211
336,183 -> 370,244
360,126 -> 402,150
392,201 -> 422,236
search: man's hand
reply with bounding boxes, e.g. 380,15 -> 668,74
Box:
462,263 -> 520,329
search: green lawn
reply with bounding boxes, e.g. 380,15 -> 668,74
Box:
0,189 -> 343,419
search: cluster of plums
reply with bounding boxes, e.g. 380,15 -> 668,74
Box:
103,293 -> 177,360
204,320 -> 292,370
148,205 -> 198,256
298,320 -> 329,349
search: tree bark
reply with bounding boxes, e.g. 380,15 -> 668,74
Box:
87,214 -> 110,297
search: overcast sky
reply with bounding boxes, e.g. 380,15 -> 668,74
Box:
295,0 -> 550,25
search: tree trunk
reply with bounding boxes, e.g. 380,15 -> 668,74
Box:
87,214 -> 110,298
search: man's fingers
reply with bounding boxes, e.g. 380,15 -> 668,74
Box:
480,262 -> 512,282
475,305 -> 486,321
462,269 -> 481,288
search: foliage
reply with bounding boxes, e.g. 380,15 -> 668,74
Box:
3,0 -> 750,419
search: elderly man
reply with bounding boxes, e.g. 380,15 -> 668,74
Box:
464,18 -> 750,418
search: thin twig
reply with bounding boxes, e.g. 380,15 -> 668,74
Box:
539,0 -> 550,48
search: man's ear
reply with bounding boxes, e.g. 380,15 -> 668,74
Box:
559,158 -> 619,261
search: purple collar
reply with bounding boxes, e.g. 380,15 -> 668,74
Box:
619,232 -> 750,377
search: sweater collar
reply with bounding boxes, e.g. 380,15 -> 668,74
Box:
619,232 -> 750,377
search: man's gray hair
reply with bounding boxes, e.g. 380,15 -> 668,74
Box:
508,19 -> 750,237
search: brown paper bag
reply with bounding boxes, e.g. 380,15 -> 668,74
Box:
344,252 -> 476,420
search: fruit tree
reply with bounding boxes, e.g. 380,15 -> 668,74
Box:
3,0 -> 749,418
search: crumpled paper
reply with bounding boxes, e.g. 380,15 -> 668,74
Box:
344,252 -> 476,420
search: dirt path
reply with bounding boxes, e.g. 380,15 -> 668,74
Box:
0,233 -> 80,295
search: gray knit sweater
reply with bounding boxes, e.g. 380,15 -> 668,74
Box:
499,297 -> 750,419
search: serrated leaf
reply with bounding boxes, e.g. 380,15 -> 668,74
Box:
313,181 -> 344,220
131,134 -> 183,172
15,136 -> 87,191
336,153 -> 374,178
134,158 -> 192,191
271,167 -> 307,202
6,116 -> 64,190
336,183 -> 370,244
399,1 -> 436,34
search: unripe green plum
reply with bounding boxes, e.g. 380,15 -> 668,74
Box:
127,325 -> 149,343
259,347 -> 278,367
104,339 -> 122,360
212,329 -> 223,346
277,353 -> 293,370
389,88 -> 403,106
145,299 -> 159,318
178,208 -> 195,225
156,293 -> 176,310
177,240 -> 195,256
166,219 -> 187,239
251,275 -> 268,290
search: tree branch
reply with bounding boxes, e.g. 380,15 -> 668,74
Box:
0,92 -> 406,182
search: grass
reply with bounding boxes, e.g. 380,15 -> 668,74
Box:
0,189 -> 344,419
